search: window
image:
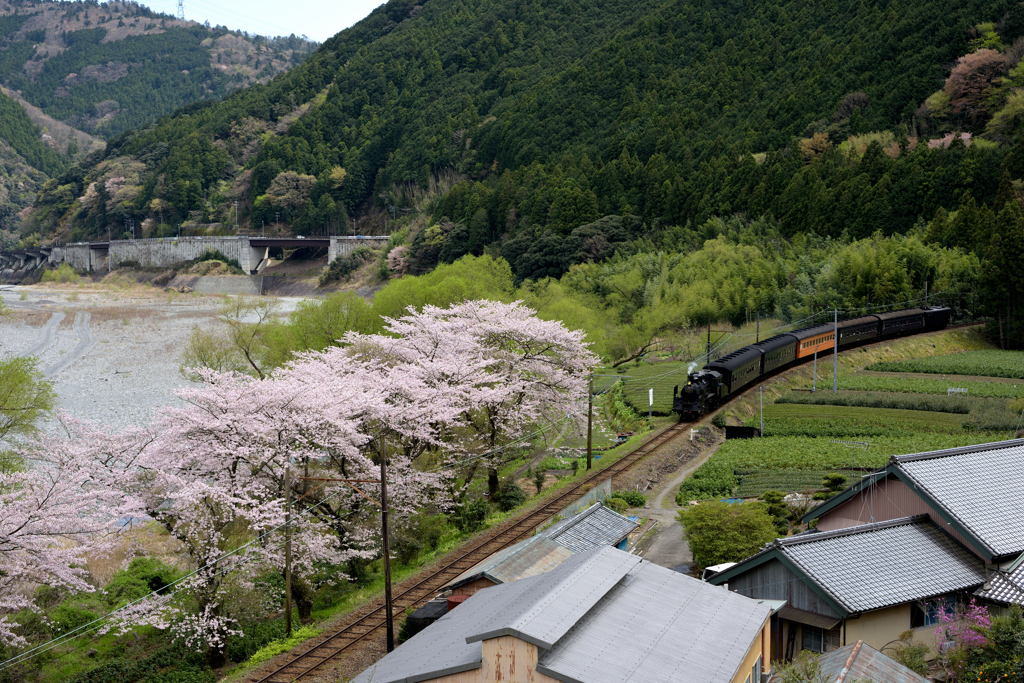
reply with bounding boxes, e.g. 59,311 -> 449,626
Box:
753,655 -> 762,683
911,594 -> 958,628
802,625 -> 840,653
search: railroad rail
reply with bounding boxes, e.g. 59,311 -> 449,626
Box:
250,420 -> 692,683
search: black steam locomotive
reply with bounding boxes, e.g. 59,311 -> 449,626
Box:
672,306 -> 951,419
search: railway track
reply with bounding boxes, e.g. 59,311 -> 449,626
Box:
250,420 -> 693,683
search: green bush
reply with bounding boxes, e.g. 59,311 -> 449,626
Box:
224,618 -> 287,664
64,643 -> 214,683
492,482 -> 527,512
533,469 -> 546,494
677,501 -> 777,569
613,490 -> 647,507
104,557 -> 180,606
605,497 -> 629,514
391,531 -> 424,565
194,249 -> 242,272
451,498 -> 489,532
49,605 -> 98,635
775,390 -> 976,414
822,473 -> 848,492
711,412 -> 727,428
41,263 -> 81,284
319,247 -> 375,286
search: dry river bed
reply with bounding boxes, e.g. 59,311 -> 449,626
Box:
0,284 -> 305,430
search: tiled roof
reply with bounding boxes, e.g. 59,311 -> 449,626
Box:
540,502 -> 639,552
895,440 -> 1024,558
975,554 -> 1024,605
352,547 -> 774,683
444,536 -> 573,590
778,516 -> 985,613
816,641 -> 929,683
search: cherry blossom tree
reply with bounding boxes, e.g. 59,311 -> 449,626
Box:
0,417 -> 139,647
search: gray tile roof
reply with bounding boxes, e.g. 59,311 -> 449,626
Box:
975,555 -> 1024,605
816,641 -> 929,683
894,439 -> 1024,558
539,502 -> 639,552
778,516 -> 986,613
352,546 -> 774,683
444,536 -> 574,590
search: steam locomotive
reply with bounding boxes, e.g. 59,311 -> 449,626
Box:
672,306 -> 951,419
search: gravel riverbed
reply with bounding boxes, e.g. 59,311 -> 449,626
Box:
0,285 -> 240,430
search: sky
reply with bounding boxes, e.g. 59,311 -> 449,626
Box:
142,0 -> 383,43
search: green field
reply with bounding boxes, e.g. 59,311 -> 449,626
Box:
867,350 -> 1024,379
836,375 -> 1024,398
733,469 -> 859,499
745,404 -> 967,436
775,390 -> 976,414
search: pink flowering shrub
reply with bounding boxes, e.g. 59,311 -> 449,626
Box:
934,596 -> 992,679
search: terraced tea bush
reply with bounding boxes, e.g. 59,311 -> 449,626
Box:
775,391 -> 976,414
867,351 -> 1024,379
745,404 -> 966,436
733,469 -> 857,498
711,433 -> 1002,471
676,460 -> 737,504
837,376 -> 1024,399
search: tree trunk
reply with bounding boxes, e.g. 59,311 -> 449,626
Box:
488,468 -> 499,497
999,314 -> 1006,350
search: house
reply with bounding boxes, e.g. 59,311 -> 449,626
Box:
709,515 -> 986,660
811,640 -> 930,683
444,502 -> 639,597
354,546 -> 779,683
802,438 -> 1024,567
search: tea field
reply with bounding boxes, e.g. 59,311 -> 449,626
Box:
678,326 -> 1024,502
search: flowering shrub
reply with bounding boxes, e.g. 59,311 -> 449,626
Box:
934,597 -> 992,679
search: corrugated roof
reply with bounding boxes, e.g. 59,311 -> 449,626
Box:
778,516 -> 986,613
537,561 -> 772,683
540,502 -> 639,553
894,440 -> 1024,558
444,536 -> 573,590
352,547 -> 774,683
817,641 -> 929,683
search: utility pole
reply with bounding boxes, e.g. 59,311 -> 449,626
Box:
276,212 -> 280,233
759,386 -> 763,435
813,349 -> 817,392
284,464 -> 292,638
586,377 -> 593,471
234,201 -> 239,232
381,435 -> 394,653
833,308 -> 838,393
706,319 -> 711,366
756,311 -> 760,342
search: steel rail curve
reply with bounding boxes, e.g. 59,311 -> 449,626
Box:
251,421 -> 691,683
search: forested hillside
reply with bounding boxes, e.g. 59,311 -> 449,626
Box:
0,0 -> 317,139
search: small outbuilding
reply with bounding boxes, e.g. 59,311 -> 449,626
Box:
354,546 -> 779,683
813,640 -> 929,683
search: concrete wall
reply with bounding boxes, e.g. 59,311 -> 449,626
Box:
50,244 -> 93,270
845,604 -> 912,653
328,236 -> 388,262
166,275 -> 264,296
109,237 -> 266,273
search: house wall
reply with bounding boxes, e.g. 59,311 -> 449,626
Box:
731,619 -> 772,683
727,558 -> 842,619
845,604 -> 911,652
815,476 -> 988,559
424,636 -> 562,683
451,577 -> 498,597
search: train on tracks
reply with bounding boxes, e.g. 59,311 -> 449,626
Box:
672,305 -> 951,419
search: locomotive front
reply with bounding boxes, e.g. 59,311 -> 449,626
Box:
672,370 -> 722,419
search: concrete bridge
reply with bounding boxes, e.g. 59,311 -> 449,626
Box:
1,235 -> 388,279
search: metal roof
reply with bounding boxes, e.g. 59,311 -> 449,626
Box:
352,547 -> 774,683
540,502 -> 639,553
816,641 -> 929,683
894,440 -> 1024,558
778,516 -> 985,613
444,536 -> 573,590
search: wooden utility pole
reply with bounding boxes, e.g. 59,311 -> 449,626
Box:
586,377 -> 593,471
284,464 -> 292,638
756,311 -> 760,342
381,435 -> 394,652
706,319 -> 711,365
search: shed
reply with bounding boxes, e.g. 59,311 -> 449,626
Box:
814,640 -> 930,683
539,501 -> 639,551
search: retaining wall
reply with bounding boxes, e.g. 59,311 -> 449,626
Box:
110,237 -> 267,273
328,236 -> 388,262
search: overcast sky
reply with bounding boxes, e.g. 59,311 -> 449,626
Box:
142,0 -> 383,43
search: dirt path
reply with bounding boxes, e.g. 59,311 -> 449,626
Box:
633,438 -> 722,573
43,311 -> 96,377
21,310 -> 64,357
